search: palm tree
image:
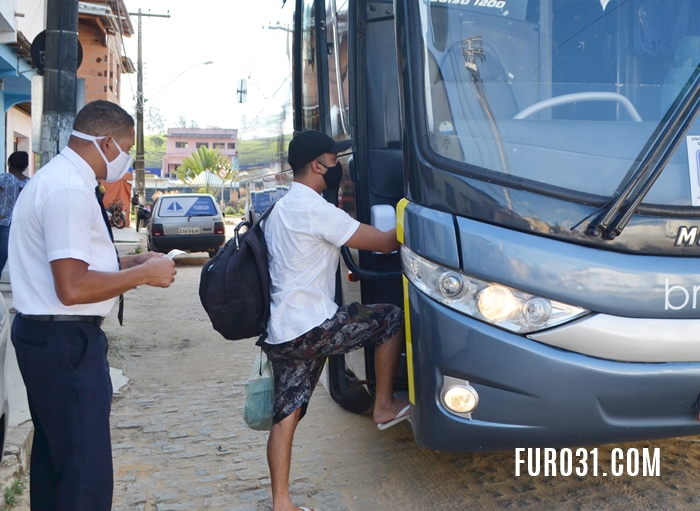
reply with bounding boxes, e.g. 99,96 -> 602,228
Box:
175,146 -> 235,198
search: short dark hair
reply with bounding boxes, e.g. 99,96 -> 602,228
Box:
73,100 -> 134,138
293,161 -> 311,178
8,151 -> 28,171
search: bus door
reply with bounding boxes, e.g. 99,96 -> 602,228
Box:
293,0 -> 408,413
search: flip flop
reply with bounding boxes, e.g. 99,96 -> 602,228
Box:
300,507 -> 318,511
377,404 -> 411,430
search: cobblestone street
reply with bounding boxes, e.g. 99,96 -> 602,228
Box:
11,255 -> 700,511
104,255 -> 351,511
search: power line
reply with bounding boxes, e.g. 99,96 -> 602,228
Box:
112,0 -> 135,100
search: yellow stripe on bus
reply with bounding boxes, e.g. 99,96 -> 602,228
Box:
403,276 -> 416,405
396,198 -> 409,244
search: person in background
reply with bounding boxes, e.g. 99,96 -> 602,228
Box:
0,150 -> 29,278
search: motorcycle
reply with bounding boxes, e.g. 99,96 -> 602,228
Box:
108,200 -> 126,229
135,203 -> 151,232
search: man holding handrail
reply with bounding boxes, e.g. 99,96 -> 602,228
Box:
262,130 -> 409,511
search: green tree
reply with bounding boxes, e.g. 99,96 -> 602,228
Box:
145,106 -> 166,134
130,134 -> 167,169
175,146 -> 235,196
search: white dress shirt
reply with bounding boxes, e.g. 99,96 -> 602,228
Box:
265,182 -> 360,344
9,147 -> 119,315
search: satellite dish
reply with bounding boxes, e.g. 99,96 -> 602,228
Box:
237,79 -> 248,104
31,30 -> 83,73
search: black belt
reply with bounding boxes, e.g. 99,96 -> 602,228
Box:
18,314 -> 104,326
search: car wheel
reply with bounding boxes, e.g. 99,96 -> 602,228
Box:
208,249 -> 219,259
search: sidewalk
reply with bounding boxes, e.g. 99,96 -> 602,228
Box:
0,226 -> 140,490
112,224 -> 144,244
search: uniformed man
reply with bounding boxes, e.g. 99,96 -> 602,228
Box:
9,100 -> 177,511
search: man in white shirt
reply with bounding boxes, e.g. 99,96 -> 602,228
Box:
9,100 -> 177,511
263,130 -> 409,511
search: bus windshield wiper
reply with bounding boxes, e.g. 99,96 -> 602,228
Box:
589,63 -> 700,240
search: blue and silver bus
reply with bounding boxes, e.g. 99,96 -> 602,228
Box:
258,0 -> 700,452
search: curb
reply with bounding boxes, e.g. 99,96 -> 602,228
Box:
0,421 -> 33,491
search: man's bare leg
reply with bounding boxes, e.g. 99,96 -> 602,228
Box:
372,327 -> 410,424
267,408 -> 309,511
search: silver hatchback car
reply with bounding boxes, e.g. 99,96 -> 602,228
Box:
147,193 -> 226,258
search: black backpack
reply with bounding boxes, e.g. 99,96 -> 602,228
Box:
199,204 -> 275,343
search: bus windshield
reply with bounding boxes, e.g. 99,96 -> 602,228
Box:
420,0 -> 700,206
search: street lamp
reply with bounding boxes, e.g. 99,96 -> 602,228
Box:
134,60 -> 213,199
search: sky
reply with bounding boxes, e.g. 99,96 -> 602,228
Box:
118,0 -> 294,133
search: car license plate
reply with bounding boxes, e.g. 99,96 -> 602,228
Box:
178,227 -> 200,235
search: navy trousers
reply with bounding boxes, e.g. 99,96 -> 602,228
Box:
12,315 -> 113,511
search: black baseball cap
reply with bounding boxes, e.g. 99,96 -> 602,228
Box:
287,130 -> 352,171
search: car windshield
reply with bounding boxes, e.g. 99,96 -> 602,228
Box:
158,196 -> 218,217
419,0 -> 700,206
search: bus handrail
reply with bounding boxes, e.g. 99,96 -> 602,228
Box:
340,246 -> 403,280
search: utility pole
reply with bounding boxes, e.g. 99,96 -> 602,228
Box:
40,0 -> 79,166
128,9 -> 169,200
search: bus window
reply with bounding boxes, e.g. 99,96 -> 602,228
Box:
420,0 -> 700,205
301,0 -> 321,130
325,0 -> 350,138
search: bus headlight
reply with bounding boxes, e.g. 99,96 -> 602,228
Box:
441,376 -> 479,418
401,246 -> 588,334
477,285 -> 516,322
443,385 -> 478,413
437,271 -> 468,299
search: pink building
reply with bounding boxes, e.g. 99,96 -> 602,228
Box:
162,128 -> 238,178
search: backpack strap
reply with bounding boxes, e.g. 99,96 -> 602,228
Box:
253,201 -> 276,348
255,332 -> 268,347
256,201 -> 276,230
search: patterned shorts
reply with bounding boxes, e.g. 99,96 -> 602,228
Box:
262,302 -> 403,424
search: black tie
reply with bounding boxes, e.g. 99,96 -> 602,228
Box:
95,186 -> 124,326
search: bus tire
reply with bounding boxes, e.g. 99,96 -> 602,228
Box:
327,354 -> 374,415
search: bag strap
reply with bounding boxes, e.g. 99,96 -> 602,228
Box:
255,331 -> 268,347
255,201 -> 276,230
253,201 -> 276,348
230,201 -> 277,250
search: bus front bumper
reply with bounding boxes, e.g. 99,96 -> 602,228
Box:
406,282 -> 700,452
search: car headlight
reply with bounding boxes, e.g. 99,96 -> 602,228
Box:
401,246 -> 588,334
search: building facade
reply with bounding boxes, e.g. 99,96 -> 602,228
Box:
78,0 -> 134,104
162,128 -> 238,178
0,0 -> 35,173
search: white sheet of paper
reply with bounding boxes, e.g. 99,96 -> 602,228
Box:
166,249 -> 188,260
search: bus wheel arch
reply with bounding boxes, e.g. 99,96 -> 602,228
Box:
327,354 -> 374,415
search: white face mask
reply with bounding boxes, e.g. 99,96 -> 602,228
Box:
71,130 -> 132,182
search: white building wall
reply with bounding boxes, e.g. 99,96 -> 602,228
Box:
0,0 -> 17,43
6,106 -> 33,175
16,0 -> 44,41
